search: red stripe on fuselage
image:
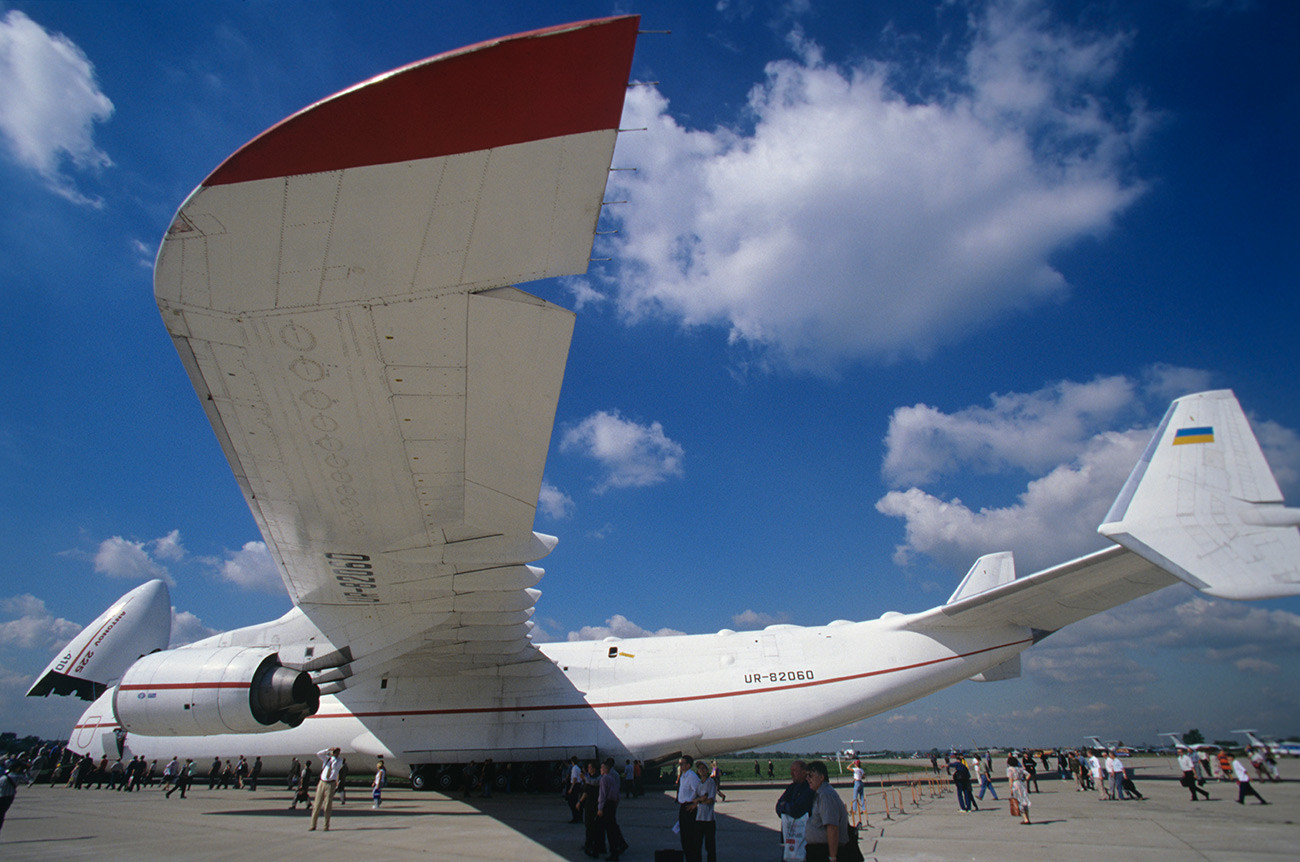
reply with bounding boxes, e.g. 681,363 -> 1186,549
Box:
306,635 -> 1034,720
205,16 -> 640,186
118,682 -> 249,691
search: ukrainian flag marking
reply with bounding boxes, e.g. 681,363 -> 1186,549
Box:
1173,426 -> 1214,445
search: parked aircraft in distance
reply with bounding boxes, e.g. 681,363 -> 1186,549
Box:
1158,732 -> 1220,753
28,15 -> 1300,791
1233,730 -> 1300,757
1086,737 -> 1134,755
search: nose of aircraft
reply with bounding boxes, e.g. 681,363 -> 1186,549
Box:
26,578 -> 173,701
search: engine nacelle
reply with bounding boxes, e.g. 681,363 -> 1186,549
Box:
113,647 -> 320,736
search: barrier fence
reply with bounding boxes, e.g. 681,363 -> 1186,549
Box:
848,775 -> 948,828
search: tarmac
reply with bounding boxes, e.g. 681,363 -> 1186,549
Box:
1,758 -> 1295,860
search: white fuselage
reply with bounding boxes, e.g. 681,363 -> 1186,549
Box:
71,613 -> 1031,775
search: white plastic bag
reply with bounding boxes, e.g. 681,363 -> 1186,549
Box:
782,813 -> 808,861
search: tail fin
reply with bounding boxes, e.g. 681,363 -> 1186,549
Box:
1098,390 -> 1300,600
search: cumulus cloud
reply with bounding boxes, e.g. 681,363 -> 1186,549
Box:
732,609 -> 791,629
538,481 -> 576,520
1254,418 -> 1300,500
874,371 -> 1300,573
566,614 -> 687,641
94,536 -> 176,586
604,0 -> 1148,371
0,10 -> 113,205
214,541 -> 284,593
170,607 -> 218,648
1025,585 -> 1300,685
0,594 -> 81,650
152,529 -> 186,561
560,410 -> 685,492
881,375 -> 1140,486
561,276 -> 608,311
877,427 -> 1148,572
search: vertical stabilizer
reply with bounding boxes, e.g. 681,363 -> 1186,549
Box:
1099,390 -> 1300,600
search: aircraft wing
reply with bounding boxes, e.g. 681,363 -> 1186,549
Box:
910,544 -> 1179,634
153,17 -> 640,672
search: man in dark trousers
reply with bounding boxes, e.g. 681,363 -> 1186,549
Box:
677,755 -> 704,862
776,759 -> 816,860
597,758 -> 629,861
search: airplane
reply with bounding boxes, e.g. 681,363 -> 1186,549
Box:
1084,737 -> 1132,755
1233,730 -> 1300,757
1157,732 -> 1219,753
27,15 -> 1300,792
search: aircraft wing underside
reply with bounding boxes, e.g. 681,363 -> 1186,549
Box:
152,16 -> 641,671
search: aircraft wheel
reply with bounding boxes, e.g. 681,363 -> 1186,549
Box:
435,766 -> 458,792
409,767 -> 430,791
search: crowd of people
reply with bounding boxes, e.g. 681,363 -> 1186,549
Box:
563,755 -> 637,860
0,737 -> 1285,849
933,743 -> 1278,820
0,740 -> 391,831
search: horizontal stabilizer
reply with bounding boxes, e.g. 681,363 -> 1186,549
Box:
1099,390 -> 1300,600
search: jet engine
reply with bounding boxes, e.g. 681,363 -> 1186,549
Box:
112,647 -> 319,736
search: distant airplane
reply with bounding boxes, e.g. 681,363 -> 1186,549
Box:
27,16 -> 1300,791
1084,736 -> 1133,754
1233,730 -> 1300,757
1157,732 -> 1219,753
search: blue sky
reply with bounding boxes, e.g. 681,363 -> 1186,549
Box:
2,0 -> 1298,752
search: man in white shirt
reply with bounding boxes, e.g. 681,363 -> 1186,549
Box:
310,747 -> 342,831
1108,752 -> 1126,801
1178,751 -> 1210,801
677,755 -> 703,862
1087,751 -> 1105,800
566,756 -> 584,822
1232,756 -> 1269,805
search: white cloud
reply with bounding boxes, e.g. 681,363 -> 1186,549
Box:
881,375 -> 1139,486
170,607 -> 218,648
877,427 -> 1148,572
215,541 -> 284,593
560,410 -> 685,492
152,529 -> 186,561
1254,417 -> 1300,500
0,10 -> 113,205
604,0 -> 1147,371
538,481 -> 575,520
561,276 -> 608,311
874,371 -> 1300,573
732,609 -> 790,629
1024,585 -> 1300,686
0,594 -> 81,650
566,614 -> 687,641
94,536 -> 175,586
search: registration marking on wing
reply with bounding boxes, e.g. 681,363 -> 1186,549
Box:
326,552 -> 381,603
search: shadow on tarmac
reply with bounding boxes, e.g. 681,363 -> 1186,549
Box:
449,789 -> 783,861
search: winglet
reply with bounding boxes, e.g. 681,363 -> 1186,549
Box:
1098,390 -> 1300,600
947,551 -> 1016,604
